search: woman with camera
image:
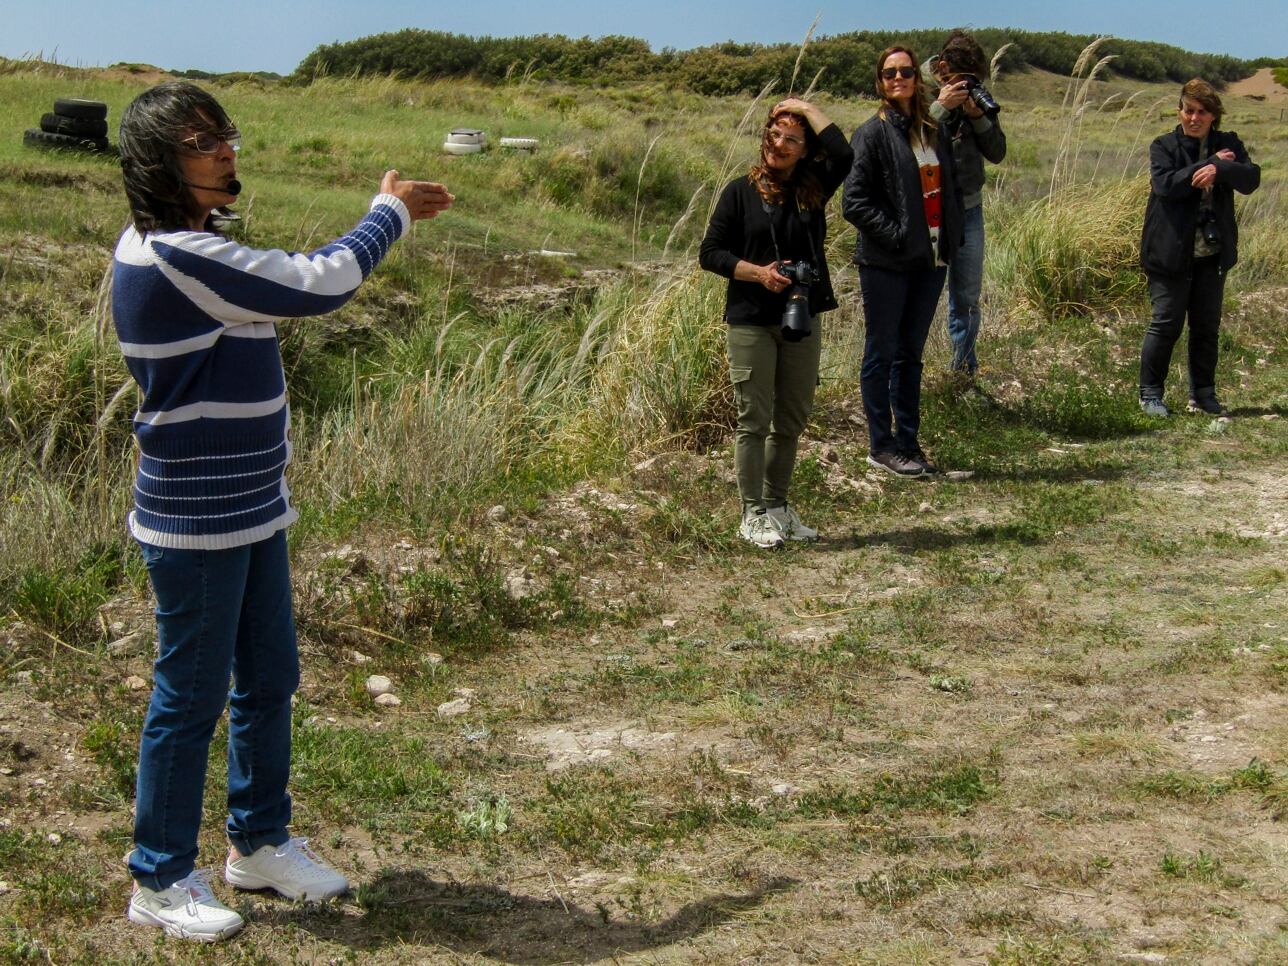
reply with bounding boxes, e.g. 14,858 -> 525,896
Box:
113,82 -> 452,941
700,98 -> 852,548
1138,78 -> 1260,417
843,46 -> 964,477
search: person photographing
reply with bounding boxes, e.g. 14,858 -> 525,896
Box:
924,29 -> 1006,377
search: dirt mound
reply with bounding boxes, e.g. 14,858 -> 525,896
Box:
1227,67 -> 1288,102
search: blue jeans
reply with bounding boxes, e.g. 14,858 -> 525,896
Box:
858,263 -> 947,455
130,530 -> 298,890
946,204 -> 985,373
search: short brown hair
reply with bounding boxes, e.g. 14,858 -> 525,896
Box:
1180,78 -> 1223,129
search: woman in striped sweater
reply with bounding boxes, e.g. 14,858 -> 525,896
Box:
113,82 -> 452,942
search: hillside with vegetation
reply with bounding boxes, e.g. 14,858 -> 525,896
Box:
0,39 -> 1286,963
293,27 -> 1267,94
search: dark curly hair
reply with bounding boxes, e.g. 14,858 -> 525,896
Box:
748,104 -> 826,211
937,29 -> 988,79
118,82 -> 235,234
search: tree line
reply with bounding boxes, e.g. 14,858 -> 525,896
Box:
292,28 -> 1268,95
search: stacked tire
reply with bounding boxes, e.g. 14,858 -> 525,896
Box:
24,98 -> 113,154
443,128 -> 486,156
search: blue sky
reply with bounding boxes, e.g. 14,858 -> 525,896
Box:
2,1 -> 1282,75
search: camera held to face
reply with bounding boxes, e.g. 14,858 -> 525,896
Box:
777,260 -> 819,342
962,76 -> 1001,118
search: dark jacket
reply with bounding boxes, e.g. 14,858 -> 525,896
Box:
922,58 -> 1007,209
1140,126 -> 1260,278
699,123 -> 854,326
842,110 -> 964,272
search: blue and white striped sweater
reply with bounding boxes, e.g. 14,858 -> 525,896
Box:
112,194 -> 410,549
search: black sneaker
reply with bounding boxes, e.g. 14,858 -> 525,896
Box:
867,451 -> 925,478
904,447 -> 940,476
1187,396 -> 1228,416
1139,396 -> 1170,417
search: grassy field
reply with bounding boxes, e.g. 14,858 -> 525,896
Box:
1,52 -> 1286,964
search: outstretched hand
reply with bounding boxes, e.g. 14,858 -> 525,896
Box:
381,170 -> 454,221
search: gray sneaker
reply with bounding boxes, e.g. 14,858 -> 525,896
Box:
128,869 -> 244,942
1139,397 -> 1170,417
739,508 -> 785,549
867,451 -> 925,478
903,447 -> 940,476
765,503 -> 819,541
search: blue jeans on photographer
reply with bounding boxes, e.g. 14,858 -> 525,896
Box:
947,204 -> 985,374
129,530 -> 298,891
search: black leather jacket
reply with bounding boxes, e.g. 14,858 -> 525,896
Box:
842,110 -> 963,272
1140,126 -> 1260,277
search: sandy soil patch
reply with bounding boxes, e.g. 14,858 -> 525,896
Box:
1227,67 -> 1288,103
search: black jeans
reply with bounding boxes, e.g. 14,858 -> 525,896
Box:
1140,256 -> 1226,401
858,263 -> 947,454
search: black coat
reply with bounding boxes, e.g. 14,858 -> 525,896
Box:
841,110 -> 964,272
1140,126 -> 1260,277
699,123 -> 854,325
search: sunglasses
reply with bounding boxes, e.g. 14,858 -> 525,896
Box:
880,66 -> 918,81
180,129 -> 241,154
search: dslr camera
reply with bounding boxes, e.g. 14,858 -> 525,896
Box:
1197,207 -> 1221,247
961,76 -> 1001,118
777,260 -> 819,342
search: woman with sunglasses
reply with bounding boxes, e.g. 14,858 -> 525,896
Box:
843,47 -> 964,477
113,82 -> 452,942
700,97 -> 852,547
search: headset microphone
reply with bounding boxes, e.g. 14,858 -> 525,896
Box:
184,179 -> 242,196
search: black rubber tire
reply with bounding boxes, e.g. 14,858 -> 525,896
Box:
41,112 -> 108,138
53,98 -> 108,120
23,128 -> 111,153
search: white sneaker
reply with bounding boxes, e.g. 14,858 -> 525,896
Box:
739,508 -> 785,549
128,869 -> 244,942
225,838 -> 349,901
765,504 -> 819,541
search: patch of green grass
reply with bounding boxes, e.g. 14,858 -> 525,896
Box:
290,714 -> 453,832
1159,849 -> 1245,888
3,543 -> 128,648
0,831 -> 111,922
80,718 -> 137,804
797,759 -> 998,820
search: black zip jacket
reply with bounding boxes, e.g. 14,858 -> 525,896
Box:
841,110 -> 964,272
1140,126 -> 1260,278
699,123 -> 853,325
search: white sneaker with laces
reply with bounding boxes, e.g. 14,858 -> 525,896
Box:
765,504 -> 819,541
225,838 -> 350,901
128,869 -> 244,942
739,508 -> 785,549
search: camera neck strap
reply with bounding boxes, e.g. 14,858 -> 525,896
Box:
760,192 -> 820,269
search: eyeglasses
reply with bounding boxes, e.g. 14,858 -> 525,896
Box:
179,129 -> 241,154
766,129 -> 804,148
880,66 -> 918,81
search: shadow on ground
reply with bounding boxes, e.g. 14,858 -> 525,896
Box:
275,870 -> 796,964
